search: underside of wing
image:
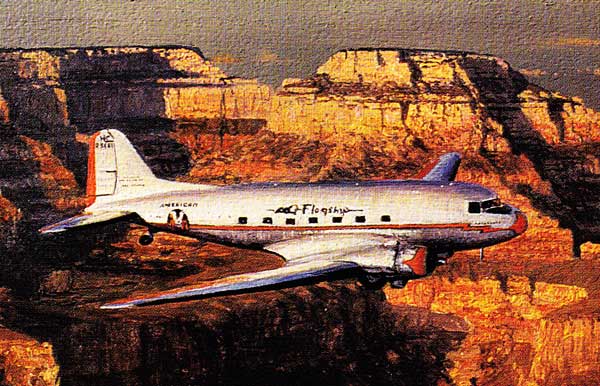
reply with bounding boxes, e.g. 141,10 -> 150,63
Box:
39,211 -> 136,234
264,234 -> 398,262
267,235 -> 430,276
101,234 -> 402,309
101,258 -> 358,309
417,152 -> 462,182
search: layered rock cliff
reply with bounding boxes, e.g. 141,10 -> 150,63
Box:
0,46 -> 598,385
0,325 -> 59,386
385,258 -> 600,385
273,49 -> 600,145
269,49 -> 600,257
0,47 -> 270,127
2,47 -> 598,256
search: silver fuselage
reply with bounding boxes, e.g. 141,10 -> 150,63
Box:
89,179 -> 523,255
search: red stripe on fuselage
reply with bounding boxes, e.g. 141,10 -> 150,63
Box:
150,222 -> 509,234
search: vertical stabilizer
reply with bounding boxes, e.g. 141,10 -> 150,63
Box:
86,129 -> 159,205
417,152 -> 461,182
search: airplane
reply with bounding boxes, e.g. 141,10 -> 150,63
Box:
39,129 -> 527,309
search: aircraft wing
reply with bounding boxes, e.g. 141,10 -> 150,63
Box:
101,234 -> 398,309
417,152 -> 461,182
101,258 -> 359,309
39,211 -> 136,234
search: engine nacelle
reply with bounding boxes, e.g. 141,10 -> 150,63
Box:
394,246 -> 428,276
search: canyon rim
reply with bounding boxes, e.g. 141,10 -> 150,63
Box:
0,45 -> 598,385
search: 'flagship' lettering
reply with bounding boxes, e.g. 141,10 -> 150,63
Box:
270,204 -> 362,216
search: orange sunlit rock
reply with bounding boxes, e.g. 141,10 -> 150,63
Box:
385,267 -> 596,386
19,136 -> 84,211
0,326 -> 59,386
0,46 -> 598,384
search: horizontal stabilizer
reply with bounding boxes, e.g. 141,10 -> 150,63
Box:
39,211 -> 135,234
418,152 -> 462,182
101,259 -> 358,309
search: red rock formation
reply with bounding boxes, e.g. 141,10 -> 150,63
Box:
0,325 -> 59,386
0,47 -> 271,131
0,88 -> 9,123
271,49 -> 598,146
265,48 -> 600,258
385,258 -> 600,386
520,90 -> 600,144
0,195 -> 20,224
163,78 -> 271,121
0,46 -> 598,385
2,47 -> 595,260
19,136 -> 83,211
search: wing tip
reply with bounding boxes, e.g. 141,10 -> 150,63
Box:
100,302 -> 135,310
38,211 -> 137,235
38,227 -> 59,235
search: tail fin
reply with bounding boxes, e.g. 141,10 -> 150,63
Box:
86,129 -> 159,205
416,152 -> 461,183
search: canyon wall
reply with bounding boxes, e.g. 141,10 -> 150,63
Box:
0,47 -> 270,132
276,48 -> 600,145
269,49 -> 600,258
385,258 -> 600,386
0,325 -> 59,386
1,49 -> 598,252
0,46 -> 598,385
0,46 -> 272,231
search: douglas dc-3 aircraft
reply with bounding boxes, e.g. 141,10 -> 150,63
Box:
40,130 -> 527,309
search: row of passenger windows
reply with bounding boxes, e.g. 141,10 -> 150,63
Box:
238,215 -> 391,225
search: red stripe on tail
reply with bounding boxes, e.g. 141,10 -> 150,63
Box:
85,132 -> 100,206
414,158 -> 440,179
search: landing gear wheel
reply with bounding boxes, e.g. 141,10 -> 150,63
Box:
359,274 -> 386,289
139,233 -> 154,246
181,217 -> 190,231
390,279 -> 408,289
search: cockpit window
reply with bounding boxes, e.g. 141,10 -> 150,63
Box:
485,205 -> 513,214
468,198 -> 512,214
468,202 -> 480,213
481,198 -> 501,211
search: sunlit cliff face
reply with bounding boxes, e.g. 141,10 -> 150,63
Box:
7,1 -> 600,108
0,46 -> 597,386
385,265 -> 596,386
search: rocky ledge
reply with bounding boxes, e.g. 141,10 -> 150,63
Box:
0,46 -> 597,385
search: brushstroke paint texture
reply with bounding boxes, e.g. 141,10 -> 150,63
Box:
1,0 -> 599,108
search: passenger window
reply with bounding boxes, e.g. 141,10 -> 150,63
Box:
262,217 -> 272,224
238,217 -> 248,224
332,217 -> 343,223
355,216 -> 366,223
468,202 -> 480,214
308,217 -> 318,224
286,218 -> 295,225
381,215 -> 391,222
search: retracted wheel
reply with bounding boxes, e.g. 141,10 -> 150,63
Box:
390,278 -> 408,289
359,274 -> 386,289
139,233 -> 154,246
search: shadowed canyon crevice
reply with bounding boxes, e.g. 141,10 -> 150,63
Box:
0,46 -> 598,385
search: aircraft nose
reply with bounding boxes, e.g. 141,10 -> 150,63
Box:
509,210 -> 528,235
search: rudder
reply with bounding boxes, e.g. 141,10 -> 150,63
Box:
86,129 -> 158,204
